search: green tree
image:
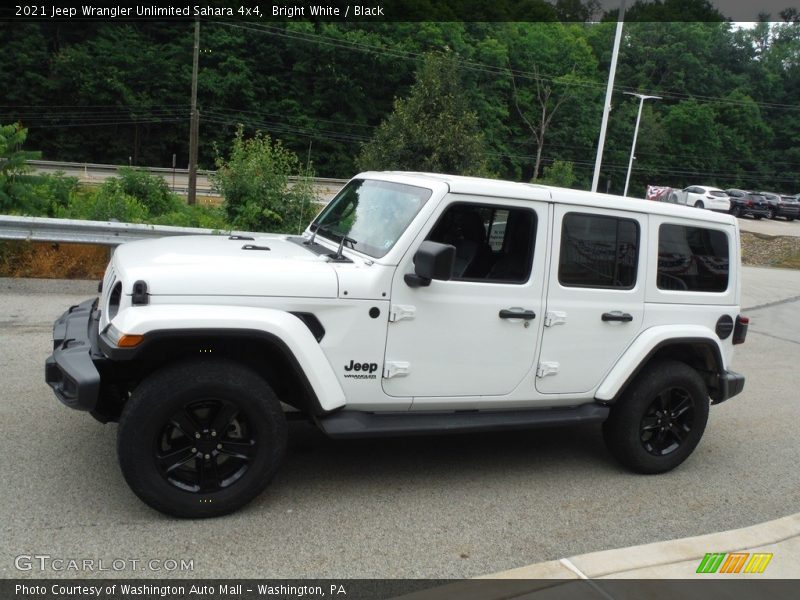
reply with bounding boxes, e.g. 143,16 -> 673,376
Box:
538,160 -> 577,187
356,53 -> 488,176
115,167 -> 182,216
505,23 -> 600,182
0,123 -> 41,213
212,126 -> 319,233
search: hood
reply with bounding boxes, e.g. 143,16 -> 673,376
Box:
112,235 -> 339,298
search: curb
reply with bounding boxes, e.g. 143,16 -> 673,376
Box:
481,513 -> 800,579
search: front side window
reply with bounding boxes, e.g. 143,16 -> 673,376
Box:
657,224 -> 729,292
558,213 -> 640,289
426,203 -> 537,283
311,179 -> 432,258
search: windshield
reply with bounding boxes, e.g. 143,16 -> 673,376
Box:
310,179 -> 432,258
709,191 -> 727,197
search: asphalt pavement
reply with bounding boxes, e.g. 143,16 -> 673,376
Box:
0,268 -> 798,579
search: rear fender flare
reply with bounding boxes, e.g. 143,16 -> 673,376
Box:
596,326 -> 725,402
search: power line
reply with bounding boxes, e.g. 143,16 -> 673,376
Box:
212,20 -> 800,113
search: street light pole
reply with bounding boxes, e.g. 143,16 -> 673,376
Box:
187,18 -> 200,206
591,0 -> 626,193
623,92 -> 661,197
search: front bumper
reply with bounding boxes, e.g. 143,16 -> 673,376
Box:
44,298 -> 105,411
712,370 -> 745,405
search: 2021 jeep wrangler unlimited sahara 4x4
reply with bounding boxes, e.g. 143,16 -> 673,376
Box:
46,172 -> 747,517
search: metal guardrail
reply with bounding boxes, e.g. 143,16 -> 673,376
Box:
0,215 -> 264,247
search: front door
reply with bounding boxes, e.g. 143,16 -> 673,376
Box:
382,195 -> 549,402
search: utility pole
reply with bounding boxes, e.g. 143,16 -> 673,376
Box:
623,92 -> 661,197
187,18 -> 200,205
591,0 -> 626,193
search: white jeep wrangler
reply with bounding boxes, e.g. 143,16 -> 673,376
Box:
45,172 -> 748,518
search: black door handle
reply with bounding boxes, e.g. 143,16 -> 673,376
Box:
602,311 -> 633,322
499,309 -> 536,320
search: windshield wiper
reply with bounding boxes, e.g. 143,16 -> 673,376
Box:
305,222 -> 356,262
305,221 -> 329,246
330,234 -> 356,262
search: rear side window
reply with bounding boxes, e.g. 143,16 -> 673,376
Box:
657,224 -> 729,292
558,213 -> 639,289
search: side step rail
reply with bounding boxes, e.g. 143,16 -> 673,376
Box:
316,404 -> 609,439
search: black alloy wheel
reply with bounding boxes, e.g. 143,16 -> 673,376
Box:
157,398 -> 257,493
638,387 -> 695,456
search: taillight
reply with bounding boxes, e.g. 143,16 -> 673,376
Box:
746,200 -> 753,206
733,315 -> 749,345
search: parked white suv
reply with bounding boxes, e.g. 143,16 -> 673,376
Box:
46,172 -> 748,517
669,186 -> 731,212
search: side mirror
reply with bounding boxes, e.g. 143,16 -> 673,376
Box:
404,240 -> 455,288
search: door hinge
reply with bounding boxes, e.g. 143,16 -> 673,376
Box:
383,361 -> 411,378
536,362 -> 560,378
389,304 -> 416,322
544,311 -> 567,327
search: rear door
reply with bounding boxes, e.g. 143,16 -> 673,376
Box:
536,206 -> 647,394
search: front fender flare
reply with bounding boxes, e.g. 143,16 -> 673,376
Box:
595,325 -> 725,402
105,304 -> 346,412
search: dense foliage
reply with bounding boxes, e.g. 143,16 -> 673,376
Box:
212,126 -> 319,233
2,1 -> 800,196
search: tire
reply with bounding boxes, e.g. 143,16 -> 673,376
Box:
767,208 -> 776,220
694,201 -> 704,209
602,360 -> 709,474
668,193 -> 678,204
731,206 -> 741,217
754,215 -> 763,220
117,359 -> 287,518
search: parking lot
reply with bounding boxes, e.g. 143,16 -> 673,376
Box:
738,214 -> 800,237
1,268 -> 799,579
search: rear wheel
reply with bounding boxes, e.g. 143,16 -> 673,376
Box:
602,360 -> 709,474
694,201 -> 704,209
767,208 -> 776,220
754,215 -> 763,220
731,206 -> 741,217
117,359 -> 287,518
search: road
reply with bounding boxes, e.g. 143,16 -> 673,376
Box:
1,269 -> 799,579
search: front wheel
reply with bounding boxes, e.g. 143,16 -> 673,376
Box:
602,360 -> 709,474
731,206 -> 742,217
767,208 -> 776,220
117,359 -> 287,518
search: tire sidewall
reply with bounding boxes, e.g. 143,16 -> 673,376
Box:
117,359 -> 287,518
603,361 -> 709,474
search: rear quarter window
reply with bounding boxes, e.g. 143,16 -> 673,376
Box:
657,224 -> 729,292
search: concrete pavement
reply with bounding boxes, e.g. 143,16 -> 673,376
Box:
466,265 -> 800,583
481,513 -> 799,579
